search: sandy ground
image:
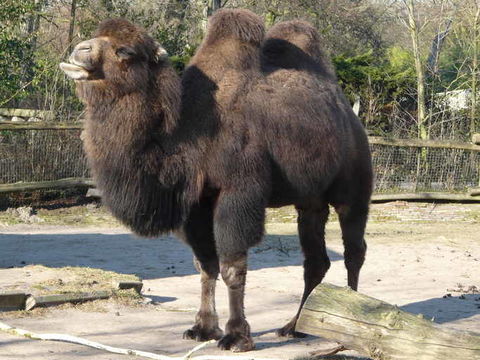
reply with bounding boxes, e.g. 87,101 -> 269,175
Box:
0,203 -> 479,359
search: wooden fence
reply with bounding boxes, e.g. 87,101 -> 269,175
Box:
0,121 -> 479,202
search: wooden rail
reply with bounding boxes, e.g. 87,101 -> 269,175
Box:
369,136 -> 480,151
0,126 -> 478,198
372,192 -> 480,202
0,178 -> 94,193
0,121 -> 82,130
0,108 -> 54,121
1,123 -> 479,151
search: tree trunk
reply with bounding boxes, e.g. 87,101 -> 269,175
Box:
427,19 -> 452,76
207,0 -> 222,16
471,5 -> 480,135
296,283 -> 480,360
405,0 -> 428,140
67,0 -> 78,56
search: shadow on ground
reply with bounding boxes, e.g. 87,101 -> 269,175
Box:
0,232 -> 342,279
401,294 -> 480,324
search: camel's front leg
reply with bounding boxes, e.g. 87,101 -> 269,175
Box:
213,187 -> 266,352
218,255 -> 254,352
183,256 -> 223,341
179,200 -> 223,341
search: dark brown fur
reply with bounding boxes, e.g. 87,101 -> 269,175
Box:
77,19 -> 196,236
63,10 -> 372,352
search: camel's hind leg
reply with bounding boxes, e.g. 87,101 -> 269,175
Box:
335,202 -> 368,291
277,205 -> 331,337
180,200 -> 224,342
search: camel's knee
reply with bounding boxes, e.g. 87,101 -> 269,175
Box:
194,256 -> 220,279
220,257 -> 247,290
344,239 -> 367,270
304,256 -> 331,279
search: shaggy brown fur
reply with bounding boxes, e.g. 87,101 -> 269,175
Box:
72,19 -> 195,236
262,20 -> 336,78
61,9 -> 372,353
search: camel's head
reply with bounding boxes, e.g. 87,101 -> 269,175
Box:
60,19 -> 168,91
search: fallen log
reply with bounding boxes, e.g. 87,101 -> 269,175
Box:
296,283 -> 480,360
115,281 -> 143,294
472,133 -> 480,145
25,291 -> 110,310
469,187 -> 480,197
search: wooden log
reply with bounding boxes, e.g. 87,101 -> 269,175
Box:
469,188 -> 480,196
371,192 -> 480,202
0,121 -> 82,130
25,291 -> 110,310
0,108 -> 55,121
296,283 -> 480,360
86,188 -> 102,198
115,281 -> 143,294
0,178 -> 95,193
368,136 -> 480,152
472,133 -> 480,145
0,292 -> 27,311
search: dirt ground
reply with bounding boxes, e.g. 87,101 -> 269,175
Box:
0,202 -> 479,359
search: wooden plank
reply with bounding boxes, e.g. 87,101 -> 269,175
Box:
371,192 -> 480,202
368,136 -> 480,152
25,291 -> 111,310
0,121 -> 82,130
115,281 -> 143,294
296,283 -> 480,360
0,178 -> 94,193
0,292 -> 27,311
0,108 -> 55,121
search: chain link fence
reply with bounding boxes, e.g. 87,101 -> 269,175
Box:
0,128 -> 88,185
371,144 -> 479,193
0,128 -> 479,195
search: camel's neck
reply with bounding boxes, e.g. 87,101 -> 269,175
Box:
81,66 -> 200,236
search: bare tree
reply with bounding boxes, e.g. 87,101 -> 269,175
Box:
67,0 -> 78,56
470,0 -> 480,133
403,0 -> 428,140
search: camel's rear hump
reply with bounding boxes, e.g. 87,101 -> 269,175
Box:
261,20 -> 336,80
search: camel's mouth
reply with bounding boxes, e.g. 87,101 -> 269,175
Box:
59,62 -> 91,80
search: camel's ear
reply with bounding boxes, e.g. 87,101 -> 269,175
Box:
154,42 -> 169,62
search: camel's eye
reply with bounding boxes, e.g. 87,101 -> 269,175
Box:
116,46 -> 136,60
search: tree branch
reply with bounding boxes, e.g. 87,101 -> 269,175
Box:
0,321 -> 285,360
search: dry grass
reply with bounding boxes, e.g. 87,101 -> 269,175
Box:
30,266 -> 140,296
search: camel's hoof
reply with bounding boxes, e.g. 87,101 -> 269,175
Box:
276,323 -> 307,338
218,334 -> 255,352
183,325 -> 224,342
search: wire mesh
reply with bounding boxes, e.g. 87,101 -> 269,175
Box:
0,129 -> 478,194
0,129 -> 88,184
371,144 -> 479,193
